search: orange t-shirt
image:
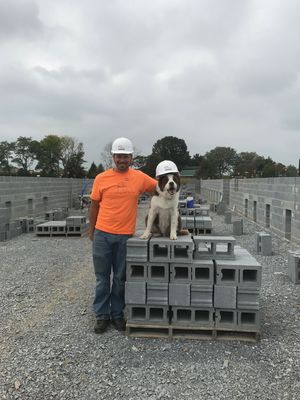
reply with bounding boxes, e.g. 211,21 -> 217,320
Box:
90,168 -> 157,234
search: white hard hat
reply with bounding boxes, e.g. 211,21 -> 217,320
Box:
156,160 -> 179,177
111,137 -> 134,154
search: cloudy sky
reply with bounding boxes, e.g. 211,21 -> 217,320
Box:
0,0 -> 299,167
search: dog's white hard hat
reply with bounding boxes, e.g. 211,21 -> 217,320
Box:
156,160 -> 179,177
111,137 -> 134,154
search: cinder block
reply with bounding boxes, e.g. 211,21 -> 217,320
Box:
193,236 -> 236,260
237,288 -> 260,310
288,250 -> 300,284
171,306 -> 214,326
214,286 -> 237,309
224,211 -> 232,224
186,216 -> 195,228
237,310 -> 260,331
149,237 -> 171,262
126,234 -> 150,262
171,235 -> 194,263
147,262 -> 169,282
192,260 -> 214,284
126,261 -> 147,281
147,283 -> 169,305
170,263 -> 192,283
215,262 -> 239,286
180,215 -> 187,229
256,232 -> 272,256
195,216 -> 212,229
233,219 -> 243,236
239,264 -> 262,288
66,216 -> 86,226
190,285 -> 213,307
215,309 -> 238,329
169,283 -> 190,306
125,282 -> 146,304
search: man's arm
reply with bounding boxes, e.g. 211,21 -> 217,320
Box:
88,199 -> 99,241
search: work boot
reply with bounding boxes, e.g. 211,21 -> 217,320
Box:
111,318 -> 126,331
94,319 -> 109,334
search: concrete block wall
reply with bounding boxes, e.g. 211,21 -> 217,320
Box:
125,234 -> 262,333
0,176 -> 93,220
200,177 -> 300,244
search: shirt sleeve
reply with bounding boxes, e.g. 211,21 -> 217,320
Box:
90,174 -> 102,202
140,172 -> 157,193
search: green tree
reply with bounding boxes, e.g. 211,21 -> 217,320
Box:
60,138 -> 86,178
12,136 -> 38,175
285,165 -> 298,177
205,146 -> 238,178
0,141 -> 15,173
87,162 -> 98,178
35,135 -> 62,176
195,155 -> 215,179
97,163 -> 104,174
140,153 -> 162,177
151,136 -> 190,172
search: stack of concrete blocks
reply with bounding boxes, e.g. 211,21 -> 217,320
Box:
36,221 -> 67,236
256,232 -> 272,256
126,234 -> 261,340
0,208 -> 24,241
17,217 -> 35,233
287,250 -> 300,284
180,205 -> 212,235
65,216 -> 88,236
233,219 -> 244,236
45,208 -> 68,221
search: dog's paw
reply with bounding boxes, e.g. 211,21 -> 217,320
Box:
170,233 -> 178,240
140,232 -> 150,240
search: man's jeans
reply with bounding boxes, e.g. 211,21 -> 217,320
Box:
92,229 -> 131,320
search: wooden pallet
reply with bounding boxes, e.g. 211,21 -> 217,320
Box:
126,323 -> 260,342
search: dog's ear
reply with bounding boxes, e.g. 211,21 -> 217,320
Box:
173,173 -> 181,192
158,175 -> 169,192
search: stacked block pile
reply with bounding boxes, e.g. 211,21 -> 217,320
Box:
36,215 -> 88,237
288,250 -> 300,284
0,208 -> 35,242
125,234 -> 262,341
179,202 -> 212,235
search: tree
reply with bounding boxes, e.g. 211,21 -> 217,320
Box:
140,153 -> 162,177
205,146 -> 238,178
101,142 -> 113,170
87,162 -> 98,178
0,141 -> 15,173
12,136 -> 38,175
35,135 -> 62,176
60,137 -> 86,177
195,156 -> 215,179
132,155 -> 148,170
151,136 -> 190,172
97,163 -> 104,174
286,165 -> 297,177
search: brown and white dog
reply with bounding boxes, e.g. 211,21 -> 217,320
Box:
140,173 -> 188,240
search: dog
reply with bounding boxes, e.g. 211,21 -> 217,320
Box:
140,172 -> 188,240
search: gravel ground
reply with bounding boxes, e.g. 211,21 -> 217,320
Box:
1,204 -> 300,400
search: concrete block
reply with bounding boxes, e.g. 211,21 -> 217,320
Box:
195,216 -> 212,229
149,237 -> 171,262
147,262 -> 169,282
169,283 -> 191,306
224,211 -> 232,224
237,288 -> 260,310
233,219 -> 243,236
147,282 -> 169,305
66,215 -> 86,226
287,250 -> 300,284
126,234 -> 150,262
171,235 -> 194,263
239,264 -> 262,288
215,309 -> 238,329
214,285 -> 237,309
192,260 -> 214,284
126,261 -> 147,281
170,263 -> 192,283
186,216 -> 195,228
171,306 -> 214,326
237,310 -> 260,331
215,262 -> 239,286
193,236 -> 236,260
126,305 -> 169,324
256,232 -> 272,256
190,285 -> 213,307
125,282 -> 146,304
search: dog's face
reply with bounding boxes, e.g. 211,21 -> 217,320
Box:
157,173 -> 180,198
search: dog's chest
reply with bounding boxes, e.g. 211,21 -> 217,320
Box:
156,207 -> 175,233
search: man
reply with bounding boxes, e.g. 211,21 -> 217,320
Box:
89,137 -> 157,334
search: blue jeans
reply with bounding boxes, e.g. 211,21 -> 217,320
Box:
92,229 -> 131,320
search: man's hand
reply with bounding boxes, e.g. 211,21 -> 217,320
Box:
88,230 -> 94,241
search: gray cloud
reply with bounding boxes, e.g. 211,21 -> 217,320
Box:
0,0 -> 299,167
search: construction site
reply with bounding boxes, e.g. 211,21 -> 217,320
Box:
0,176 -> 300,399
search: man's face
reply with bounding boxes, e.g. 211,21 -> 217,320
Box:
113,153 -> 133,172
